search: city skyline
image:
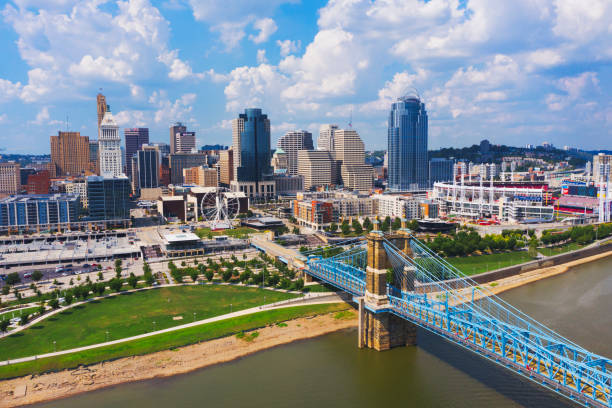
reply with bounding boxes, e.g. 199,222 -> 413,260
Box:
0,1 -> 610,154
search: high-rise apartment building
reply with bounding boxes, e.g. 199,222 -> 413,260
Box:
218,148 -> 234,186
99,110 -> 123,177
277,130 -> 314,176
169,122 -> 196,154
334,129 -> 374,192
593,153 -> 612,183
388,96 -> 428,191
0,194 -> 80,228
0,162 -> 20,196
318,124 -> 338,151
168,153 -> 207,185
96,92 -> 108,139
50,131 -> 90,177
231,108 -> 274,198
124,128 -> 149,181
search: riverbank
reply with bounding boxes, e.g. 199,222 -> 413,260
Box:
0,310 -> 357,408
462,249 -> 612,303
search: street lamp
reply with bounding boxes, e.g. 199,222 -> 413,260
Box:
193,312 -> 196,322
230,303 -> 232,313
106,330 -> 109,342
53,340 -> 56,352
152,321 -> 156,332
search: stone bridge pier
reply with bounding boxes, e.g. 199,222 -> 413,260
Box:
358,222 -> 417,351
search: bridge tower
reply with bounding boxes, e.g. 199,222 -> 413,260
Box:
358,221 -> 417,350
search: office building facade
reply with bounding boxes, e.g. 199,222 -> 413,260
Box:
133,146 -> 160,193
183,166 -> 218,187
318,124 -> 338,151
50,131 -> 90,177
0,194 -> 80,228
218,148 -> 234,186
124,128 -> 149,180
99,110 -> 123,177
277,130 -> 314,176
169,153 -> 207,185
231,108 -> 274,198
388,96 -> 428,191
26,170 -> 50,194
87,176 -> 130,220
334,129 -> 374,192
0,162 -> 20,195
429,158 -> 454,186
297,150 -> 338,190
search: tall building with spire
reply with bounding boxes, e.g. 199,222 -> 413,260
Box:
387,95 -> 428,191
99,108 -> 123,177
96,92 -> 108,139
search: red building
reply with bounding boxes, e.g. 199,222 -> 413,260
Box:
26,170 -> 50,194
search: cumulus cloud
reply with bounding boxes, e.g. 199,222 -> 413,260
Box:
249,18 -> 277,44
546,72 -> 599,111
276,39 -> 301,57
256,49 -> 268,64
149,91 -> 197,124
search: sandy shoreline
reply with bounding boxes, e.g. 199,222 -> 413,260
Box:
1,250 -> 610,407
0,312 -> 358,408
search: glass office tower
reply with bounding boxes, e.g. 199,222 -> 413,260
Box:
235,108 -> 273,184
387,96 -> 428,191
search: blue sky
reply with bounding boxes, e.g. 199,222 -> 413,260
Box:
0,0 -> 610,154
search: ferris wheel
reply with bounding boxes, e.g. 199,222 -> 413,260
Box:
200,187 -> 239,230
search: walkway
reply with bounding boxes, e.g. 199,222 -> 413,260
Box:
0,292 -> 345,367
250,236 -> 306,268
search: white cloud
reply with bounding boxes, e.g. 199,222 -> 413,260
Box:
546,72 -> 599,111
115,110 -> 148,127
130,84 -> 144,98
150,91 -> 197,124
249,18 -> 277,44
257,49 -> 268,64
276,39 -> 301,57
211,21 -> 249,50
0,113 -> 7,124
361,69 -> 429,111
475,91 -> 507,102
446,55 -> 521,88
30,106 -> 49,125
0,78 -> 22,103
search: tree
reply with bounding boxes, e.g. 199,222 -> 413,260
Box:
65,293 -> 74,305
329,222 -> 338,232
94,282 -> 105,296
528,240 -> 538,258
190,270 -> 199,283
109,278 -> 123,292
0,319 -> 9,333
363,217 -> 373,231
1,285 -> 9,296
392,217 -> 402,231
31,270 -> 44,282
222,270 -> 232,282
205,270 -> 214,281
341,223 -> 351,235
292,227 -> 300,235
20,314 -> 29,326
5,272 -> 20,286
98,271 -> 104,281
49,298 -> 60,309
352,219 -> 363,235
381,216 -> 391,232
128,273 -> 138,289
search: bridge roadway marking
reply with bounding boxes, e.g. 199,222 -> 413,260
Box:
0,293 -> 346,367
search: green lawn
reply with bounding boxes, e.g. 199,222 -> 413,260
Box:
0,303 -> 350,380
0,306 -> 39,321
539,242 -> 585,257
0,285 -> 296,361
195,226 -> 257,238
446,251 -> 535,275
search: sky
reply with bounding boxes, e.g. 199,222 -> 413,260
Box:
0,0 -> 610,154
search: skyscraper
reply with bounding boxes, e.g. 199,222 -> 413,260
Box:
318,124 -> 338,151
388,96 -> 428,191
96,92 -> 108,139
99,109 -> 123,177
334,129 -> 374,192
50,131 -> 90,177
169,122 -> 195,154
231,108 -> 274,198
124,128 -> 149,181
133,145 -> 159,193
0,162 -> 20,196
429,158 -> 454,187
218,148 -> 234,186
277,130 -> 313,176
89,140 -> 99,174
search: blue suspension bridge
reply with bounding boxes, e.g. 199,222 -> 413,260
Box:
303,225 -> 612,408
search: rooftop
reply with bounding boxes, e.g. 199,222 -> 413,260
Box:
164,232 -> 201,244
0,193 -> 80,203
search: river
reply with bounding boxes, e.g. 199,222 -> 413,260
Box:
31,256 -> 612,408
